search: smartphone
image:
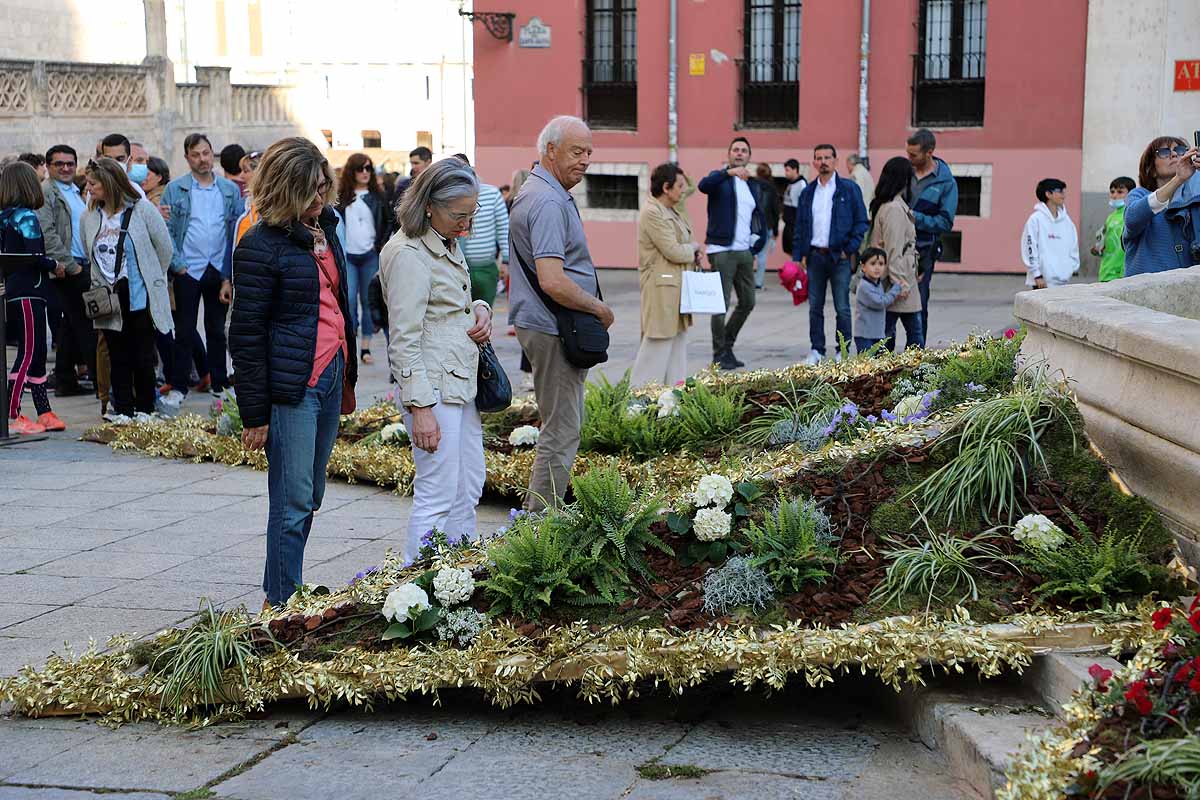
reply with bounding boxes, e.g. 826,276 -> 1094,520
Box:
1194,130 -> 1200,149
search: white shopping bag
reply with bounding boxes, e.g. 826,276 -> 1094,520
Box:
680,270 -> 727,315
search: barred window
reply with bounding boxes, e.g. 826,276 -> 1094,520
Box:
741,0 -> 802,128
584,0 -> 637,130
914,0 -> 986,127
954,176 -> 981,216
585,174 -> 640,210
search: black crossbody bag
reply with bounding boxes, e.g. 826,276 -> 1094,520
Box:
514,249 -> 609,369
82,206 -> 134,319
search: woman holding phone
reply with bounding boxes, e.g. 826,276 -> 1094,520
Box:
1122,136 -> 1200,276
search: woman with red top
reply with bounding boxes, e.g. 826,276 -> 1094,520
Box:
229,138 -> 358,609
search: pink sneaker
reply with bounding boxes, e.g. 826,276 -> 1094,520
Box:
10,415 -> 46,435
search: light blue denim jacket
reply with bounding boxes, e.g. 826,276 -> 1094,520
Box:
161,173 -> 244,279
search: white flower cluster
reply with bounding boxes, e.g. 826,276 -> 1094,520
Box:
381,583 -> 430,622
692,474 -> 734,508
625,400 -> 648,419
1012,513 -> 1067,550
381,422 -> 407,443
893,394 -> 925,420
509,425 -> 540,446
656,388 -> 680,419
436,607 -> 488,648
693,507 -> 732,541
432,566 -> 475,606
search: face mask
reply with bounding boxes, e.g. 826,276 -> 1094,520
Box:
1109,198 -> 1126,209
127,163 -> 149,183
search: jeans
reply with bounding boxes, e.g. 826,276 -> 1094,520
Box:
102,279 -> 158,416
172,265 -> 228,393
263,350 -> 344,606
343,250 -> 379,339
855,336 -> 883,354
884,310 -> 926,351
754,235 -> 776,289
916,245 -> 936,334
807,250 -> 852,356
708,249 -> 756,358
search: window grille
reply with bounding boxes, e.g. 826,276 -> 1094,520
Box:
740,0 -> 801,128
954,175 -> 981,216
913,0 -> 986,127
584,0 -> 637,130
585,174 -> 640,210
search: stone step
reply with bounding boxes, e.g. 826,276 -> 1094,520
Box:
1027,650 -> 1123,719
896,685 -> 1053,800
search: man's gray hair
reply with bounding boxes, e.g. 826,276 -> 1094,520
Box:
396,157 -> 479,238
537,115 -> 589,157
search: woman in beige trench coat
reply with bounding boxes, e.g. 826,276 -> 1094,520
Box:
630,163 -> 700,387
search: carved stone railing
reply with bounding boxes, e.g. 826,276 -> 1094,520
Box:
0,61 -> 33,116
46,62 -> 150,115
176,82 -> 206,126
232,84 -> 293,125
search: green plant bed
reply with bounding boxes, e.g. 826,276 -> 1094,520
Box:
19,336 -> 1189,726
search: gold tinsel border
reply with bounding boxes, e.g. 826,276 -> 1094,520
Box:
0,606 -> 1154,728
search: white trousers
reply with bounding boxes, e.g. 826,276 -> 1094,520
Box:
630,332 -> 689,388
402,399 -> 485,559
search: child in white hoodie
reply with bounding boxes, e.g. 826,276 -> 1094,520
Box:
1021,178 -> 1079,288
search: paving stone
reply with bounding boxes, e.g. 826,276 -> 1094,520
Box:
0,787 -> 172,800
0,606 -> 188,645
77,579 -> 259,612
3,727 -> 280,793
0,719 -> 103,780
152,515 -> 268,538
423,754 -> 640,800
166,472 -> 269,496
92,530 -> 257,557
0,528 -> 138,551
156,555 -> 265,585
0,549 -> 76,573
4,489 -> 151,511
0,506 -> 93,528
28,550 -> 195,581
0,603 -> 59,628
50,509 -> 190,532
0,575 -> 126,607
112,492 -> 249,514
464,710 -> 686,763
216,536 -> 364,562
625,769 -> 841,800
661,718 -> 878,778
0,636 -> 78,675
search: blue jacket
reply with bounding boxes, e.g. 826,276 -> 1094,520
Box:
1122,174 -> 1200,276
697,168 -> 767,255
791,175 -> 869,261
161,174 -> 244,279
911,157 -> 958,250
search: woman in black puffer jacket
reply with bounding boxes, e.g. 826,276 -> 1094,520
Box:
229,137 -> 357,609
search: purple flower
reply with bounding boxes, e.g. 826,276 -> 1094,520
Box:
865,414 -> 878,424
880,409 -> 897,423
965,382 -> 986,393
419,529 -> 437,548
508,508 -> 527,522
350,566 -> 379,584
840,401 -> 859,417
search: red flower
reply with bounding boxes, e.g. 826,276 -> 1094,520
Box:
1190,609 -> 1200,634
1088,663 -> 1113,690
1191,594 -> 1200,613
1004,328 -> 1017,339
1124,681 -> 1153,715
1152,607 -> 1174,630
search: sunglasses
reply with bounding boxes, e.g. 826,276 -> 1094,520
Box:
356,164 -> 373,173
1156,145 -> 1189,158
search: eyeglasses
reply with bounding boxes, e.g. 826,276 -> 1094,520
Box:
50,160 -> 76,169
1156,145 -> 1189,159
356,164 -> 373,173
444,203 -> 482,224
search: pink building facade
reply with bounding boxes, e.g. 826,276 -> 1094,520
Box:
471,0 -> 1087,274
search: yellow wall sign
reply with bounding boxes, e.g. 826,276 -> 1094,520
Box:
689,53 -> 705,76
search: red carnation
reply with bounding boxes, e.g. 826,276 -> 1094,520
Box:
1088,663 -> 1113,690
1152,607 -> 1174,630
1004,328 -> 1017,339
1124,681 -> 1153,715
1190,609 -> 1200,634
1191,594 -> 1200,612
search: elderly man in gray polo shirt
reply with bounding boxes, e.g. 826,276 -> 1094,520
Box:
508,115 -> 614,511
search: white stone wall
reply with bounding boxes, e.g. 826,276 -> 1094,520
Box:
0,0 -> 148,64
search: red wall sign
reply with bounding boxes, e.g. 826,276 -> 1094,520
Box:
1176,60 -> 1200,91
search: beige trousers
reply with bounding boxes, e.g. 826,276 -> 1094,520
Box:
515,327 -> 588,512
630,332 -> 688,388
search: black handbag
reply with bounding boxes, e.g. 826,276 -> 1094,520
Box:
514,249 -> 608,369
475,342 -> 512,413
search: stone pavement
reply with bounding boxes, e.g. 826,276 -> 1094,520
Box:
0,271 -> 1021,798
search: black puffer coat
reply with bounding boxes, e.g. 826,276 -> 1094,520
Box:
229,207 -> 358,429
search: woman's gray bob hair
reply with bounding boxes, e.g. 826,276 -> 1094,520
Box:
396,158 -> 479,238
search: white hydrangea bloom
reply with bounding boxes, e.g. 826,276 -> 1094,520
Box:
893,394 -> 925,420
381,422 -> 407,443
381,583 -> 430,622
625,400 -> 648,419
508,425 -> 540,446
1012,513 -> 1067,549
692,474 -> 734,508
656,388 -> 680,418
432,566 -> 475,606
693,507 -> 732,542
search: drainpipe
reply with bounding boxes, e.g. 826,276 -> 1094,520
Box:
667,0 -> 679,163
857,0 -> 870,167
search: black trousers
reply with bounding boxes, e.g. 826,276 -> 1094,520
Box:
171,265 -> 227,393
52,270 -> 97,389
102,280 -> 158,416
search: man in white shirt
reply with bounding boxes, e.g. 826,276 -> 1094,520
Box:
697,137 -> 766,371
791,144 -> 869,364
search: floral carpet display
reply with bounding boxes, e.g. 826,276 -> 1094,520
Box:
2,333 -> 1194,759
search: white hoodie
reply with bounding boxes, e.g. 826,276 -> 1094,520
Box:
1021,202 -> 1079,287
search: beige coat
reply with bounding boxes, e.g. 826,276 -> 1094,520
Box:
380,228 -> 487,408
637,197 -> 696,339
869,197 -> 921,313
80,198 -> 175,334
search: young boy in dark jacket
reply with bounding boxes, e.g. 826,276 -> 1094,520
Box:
854,247 -> 907,354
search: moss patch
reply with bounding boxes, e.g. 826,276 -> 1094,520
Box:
637,764 -> 711,780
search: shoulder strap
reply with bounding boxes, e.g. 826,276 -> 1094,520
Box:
112,206 -> 135,281
513,242 -> 603,309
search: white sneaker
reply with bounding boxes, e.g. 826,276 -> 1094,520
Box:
162,389 -> 184,407
803,351 -> 823,366
832,352 -> 843,363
